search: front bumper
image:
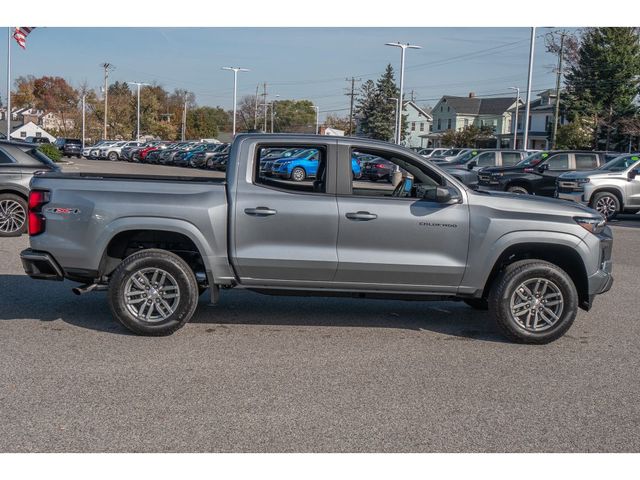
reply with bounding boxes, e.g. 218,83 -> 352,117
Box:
556,190 -> 587,204
20,249 -> 64,281
582,231 -> 614,309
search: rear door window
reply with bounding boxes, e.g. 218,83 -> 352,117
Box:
546,154 -> 569,170
501,152 -> 522,166
0,148 -> 15,164
475,152 -> 497,167
575,154 -> 599,170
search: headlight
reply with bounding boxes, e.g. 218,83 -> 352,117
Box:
576,178 -> 591,184
492,172 -> 504,177
574,216 -> 606,234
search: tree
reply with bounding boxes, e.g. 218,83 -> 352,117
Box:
324,114 -> 351,132
105,81 -> 134,139
186,106 -> 230,139
564,28 -> 640,150
440,125 -> 494,148
355,64 -> 408,142
272,99 -> 316,133
555,117 -> 596,149
11,75 -> 36,108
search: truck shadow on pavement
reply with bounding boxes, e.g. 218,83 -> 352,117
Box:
0,274 -> 507,343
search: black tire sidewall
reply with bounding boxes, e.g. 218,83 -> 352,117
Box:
108,250 -> 199,335
490,261 -> 578,344
0,193 -> 28,237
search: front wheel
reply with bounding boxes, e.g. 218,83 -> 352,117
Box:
507,185 -> 530,195
591,192 -> 620,221
108,152 -> 118,161
108,249 -> 199,336
488,260 -> 578,344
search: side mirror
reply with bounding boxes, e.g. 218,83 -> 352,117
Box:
435,185 -> 452,203
538,163 -> 549,173
467,161 -> 476,170
629,169 -> 638,180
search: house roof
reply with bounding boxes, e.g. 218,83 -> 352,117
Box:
405,101 -> 433,120
440,95 -> 517,116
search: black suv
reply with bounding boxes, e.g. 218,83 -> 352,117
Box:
477,150 -> 615,196
54,138 -> 83,158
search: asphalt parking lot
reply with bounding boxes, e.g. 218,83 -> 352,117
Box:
1,160 -> 639,452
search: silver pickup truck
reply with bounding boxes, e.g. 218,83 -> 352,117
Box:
20,134 -> 613,344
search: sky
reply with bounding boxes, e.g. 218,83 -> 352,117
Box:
2,27 -> 571,120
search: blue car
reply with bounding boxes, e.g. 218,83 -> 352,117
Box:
271,149 -> 362,181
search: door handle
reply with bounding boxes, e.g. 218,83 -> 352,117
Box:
244,207 -> 277,217
345,211 -> 378,221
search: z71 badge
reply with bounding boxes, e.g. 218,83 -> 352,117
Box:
44,207 -> 81,215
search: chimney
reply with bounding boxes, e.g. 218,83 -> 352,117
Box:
468,92 -> 476,98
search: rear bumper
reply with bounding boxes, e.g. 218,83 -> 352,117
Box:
20,248 -> 64,281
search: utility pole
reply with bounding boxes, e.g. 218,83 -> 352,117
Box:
313,106 -> 319,134
262,82 -> 268,132
345,77 -> 360,136
100,63 -> 114,140
523,28 -> 536,150
181,100 -> 187,141
253,84 -> 259,130
551,31 -> 566,149
6,28 -> 11,140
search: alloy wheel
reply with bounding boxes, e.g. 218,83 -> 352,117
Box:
0,199 -> 27,234
595,195 -> 618,219
509,278 -> 564,332
123,267 -> 181,323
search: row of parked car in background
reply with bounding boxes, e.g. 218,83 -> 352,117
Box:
67,138 -> 639,221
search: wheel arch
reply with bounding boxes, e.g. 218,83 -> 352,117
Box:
590,187 -> 625,209
0,188 -> 28,201
482,242 -> 589,310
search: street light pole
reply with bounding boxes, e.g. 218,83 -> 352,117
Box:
523,28 -> 536,150
222,66 -> 249,136
508,86 -> 520,149
385,41 -> 422,144
313,106 -> 319,134
386,97 -> 399,141
81,94 -> 86,149
127,81 -> 150,141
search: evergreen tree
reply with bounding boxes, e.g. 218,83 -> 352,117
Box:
564,28 -> 640,150
355,79 -> 378,137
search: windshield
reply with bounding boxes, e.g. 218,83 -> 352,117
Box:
448,150 -> 479,165
439,149 -> 460,157
517,151 -> 548,166
599,154 -> 640,171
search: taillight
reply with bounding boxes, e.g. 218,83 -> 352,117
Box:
28,189 -> 50,236
524,167 -> 534,173
375,163 -> 387,169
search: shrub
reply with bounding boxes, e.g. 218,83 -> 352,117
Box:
38,143 -> 63,162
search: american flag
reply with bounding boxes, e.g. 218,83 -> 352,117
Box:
13,27 -> 36,49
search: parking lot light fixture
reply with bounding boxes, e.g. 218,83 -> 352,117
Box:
127,81 -> 150,141
385,42 -> 422,144
508,86 -> 520,149
222,67 -> 250,136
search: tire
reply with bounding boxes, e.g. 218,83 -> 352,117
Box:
488,259 -> 578,344
463,298 -> 488,310
108,249 -> 199,336
291,167 -> 306,182
591,192 -> 620,221
507,185 -> 530,195
108,152 -> 118,161
0,193 -> 28,237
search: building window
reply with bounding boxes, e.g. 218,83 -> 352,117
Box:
20,131 -> 26,138
447,119 -> 452,130
447,106 -> 450,112
440,106 -> 443,112
411,122 -> 416,131
528,116 -> 532,131
35,132 -> 42,137
464,118 -> 469,127
419,123 -> 425,132
429,124 -> 433,132
545,115 -> 550,130
437,119 -> 441,130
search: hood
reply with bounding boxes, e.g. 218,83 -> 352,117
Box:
480,165 -> 526,174
559,169 -> 625,180
471,189 -> 598,217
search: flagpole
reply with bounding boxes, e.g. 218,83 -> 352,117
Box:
6,27 -> 10,140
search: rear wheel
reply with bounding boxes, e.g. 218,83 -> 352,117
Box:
0,193 -> 27,237
108,249 -> 199,336
108,152 -> 118,161
591,192 -> 620,221
488,260 -> 577,344
507,185 -> 530,195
